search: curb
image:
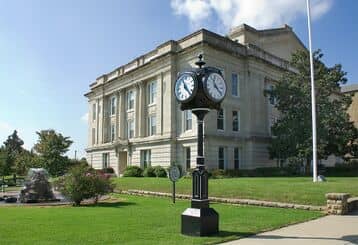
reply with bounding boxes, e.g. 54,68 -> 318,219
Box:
115,189 -> 325,211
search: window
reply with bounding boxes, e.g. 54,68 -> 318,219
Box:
232,110 -> 239,132
218,147 -> 225,169
127,120 -> 134,139
110,123 -> 115,141
148,81 -> 157,104
141,150 -> 151,168
127,90 -> 135,110
232,73 -> 239,97
110,96 -> 116,116
268,85 -> 276,105
185,147 -> 191,169
184,110 -> 192,131
148,115 -> 156,136
234,147 -> 240,169
92,103 -> 96,121
92,128 -> 96,145
102,153 -> 109,169
217,109 -> 224,130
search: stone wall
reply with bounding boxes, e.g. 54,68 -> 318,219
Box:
326,193 -> 350,215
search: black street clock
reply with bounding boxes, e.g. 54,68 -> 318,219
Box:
175,54 -> 226,237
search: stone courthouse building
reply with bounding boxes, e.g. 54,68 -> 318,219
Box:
84,24 -> 305,175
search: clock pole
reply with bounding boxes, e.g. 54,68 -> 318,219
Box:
180,55 -> 220,236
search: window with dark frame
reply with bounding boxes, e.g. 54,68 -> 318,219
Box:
186,147 -> 191,169
127,90 -> 135,110
184,110 -> 192,131
232,110 -> 239,131
218,147 -> 224,169
110,96 -> 116,116
232,73 -> 239,97
234,147 -> 240,170
217,109 -> 224,130
148,115 -> 156,136
102,153 -> 109,169
110,123 -> 115,141
127,120 -> 134,139
148,81 -> 157,104
141,150 -> 151,169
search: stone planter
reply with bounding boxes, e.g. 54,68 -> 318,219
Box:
326,193 -> 350,215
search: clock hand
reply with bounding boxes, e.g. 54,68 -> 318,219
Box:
182,82 -> 191,95
213,82 -> 222,96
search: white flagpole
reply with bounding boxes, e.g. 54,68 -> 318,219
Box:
306,0 -> 318,182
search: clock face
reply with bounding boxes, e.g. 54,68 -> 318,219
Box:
175,73 -> 197,102
205,72 -> 226,102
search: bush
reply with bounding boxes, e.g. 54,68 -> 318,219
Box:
209,169 -> 226,179
56,165 -> 113,206
153,166 -> 167,178
324,161 -> 358,177
123,166 -> 143,177
143,167 -> 156,177
102,167 -> 115,174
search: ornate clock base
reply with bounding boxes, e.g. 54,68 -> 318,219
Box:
181,207 -> 219,236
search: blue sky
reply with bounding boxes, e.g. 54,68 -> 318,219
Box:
0,0 -> 357,158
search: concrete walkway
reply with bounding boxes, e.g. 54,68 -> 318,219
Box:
223,211 -> 358,245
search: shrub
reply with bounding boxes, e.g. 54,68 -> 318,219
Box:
103,167 -> 115,174
143,167 -> 156,177
183,168 -> 195,178
209,169 -> 226,179
123,166 -> 143,177
153,166 -> 167,177
56,165 -> 113,206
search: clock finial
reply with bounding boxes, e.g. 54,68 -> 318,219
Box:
195,54 -> 205,68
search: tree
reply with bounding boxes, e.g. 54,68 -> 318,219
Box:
3,130 -> 25,174
33,130 -> 73,176
266,50 -> 358,169
14,150 -> 41,176
0,147 -> 9,182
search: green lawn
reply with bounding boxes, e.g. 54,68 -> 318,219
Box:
113,177 -> 358,206
0,194 -> 322,245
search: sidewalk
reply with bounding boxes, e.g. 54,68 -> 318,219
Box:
223,211 -> 358,245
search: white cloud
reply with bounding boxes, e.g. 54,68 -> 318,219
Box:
171,0 -> 333,30
81,113 -> 89,124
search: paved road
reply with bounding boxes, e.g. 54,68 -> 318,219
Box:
223,211 -> 358,245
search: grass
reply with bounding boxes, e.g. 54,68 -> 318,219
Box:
0,194 -> 322,244
113,177 -> 358,206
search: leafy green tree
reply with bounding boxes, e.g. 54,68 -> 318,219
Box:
3,130 -> 25,175
33,130 -> 73,176
266,50 -> 358,169
0,147 -> 9,183
14,150 -> 41,175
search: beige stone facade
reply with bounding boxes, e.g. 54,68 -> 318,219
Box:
342,84 -> 358,128
84,24 -> 305,175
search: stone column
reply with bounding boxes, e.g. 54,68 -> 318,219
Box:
135,82 -> 146,137
119,90 -> 126,139
100,97 -> 105,144
115,91 -> 120,140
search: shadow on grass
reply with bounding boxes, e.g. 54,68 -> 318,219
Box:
215,230 -> 254,238
81,201 -> 137,208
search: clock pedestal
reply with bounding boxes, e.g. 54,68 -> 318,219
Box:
181,109 -> 219,236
